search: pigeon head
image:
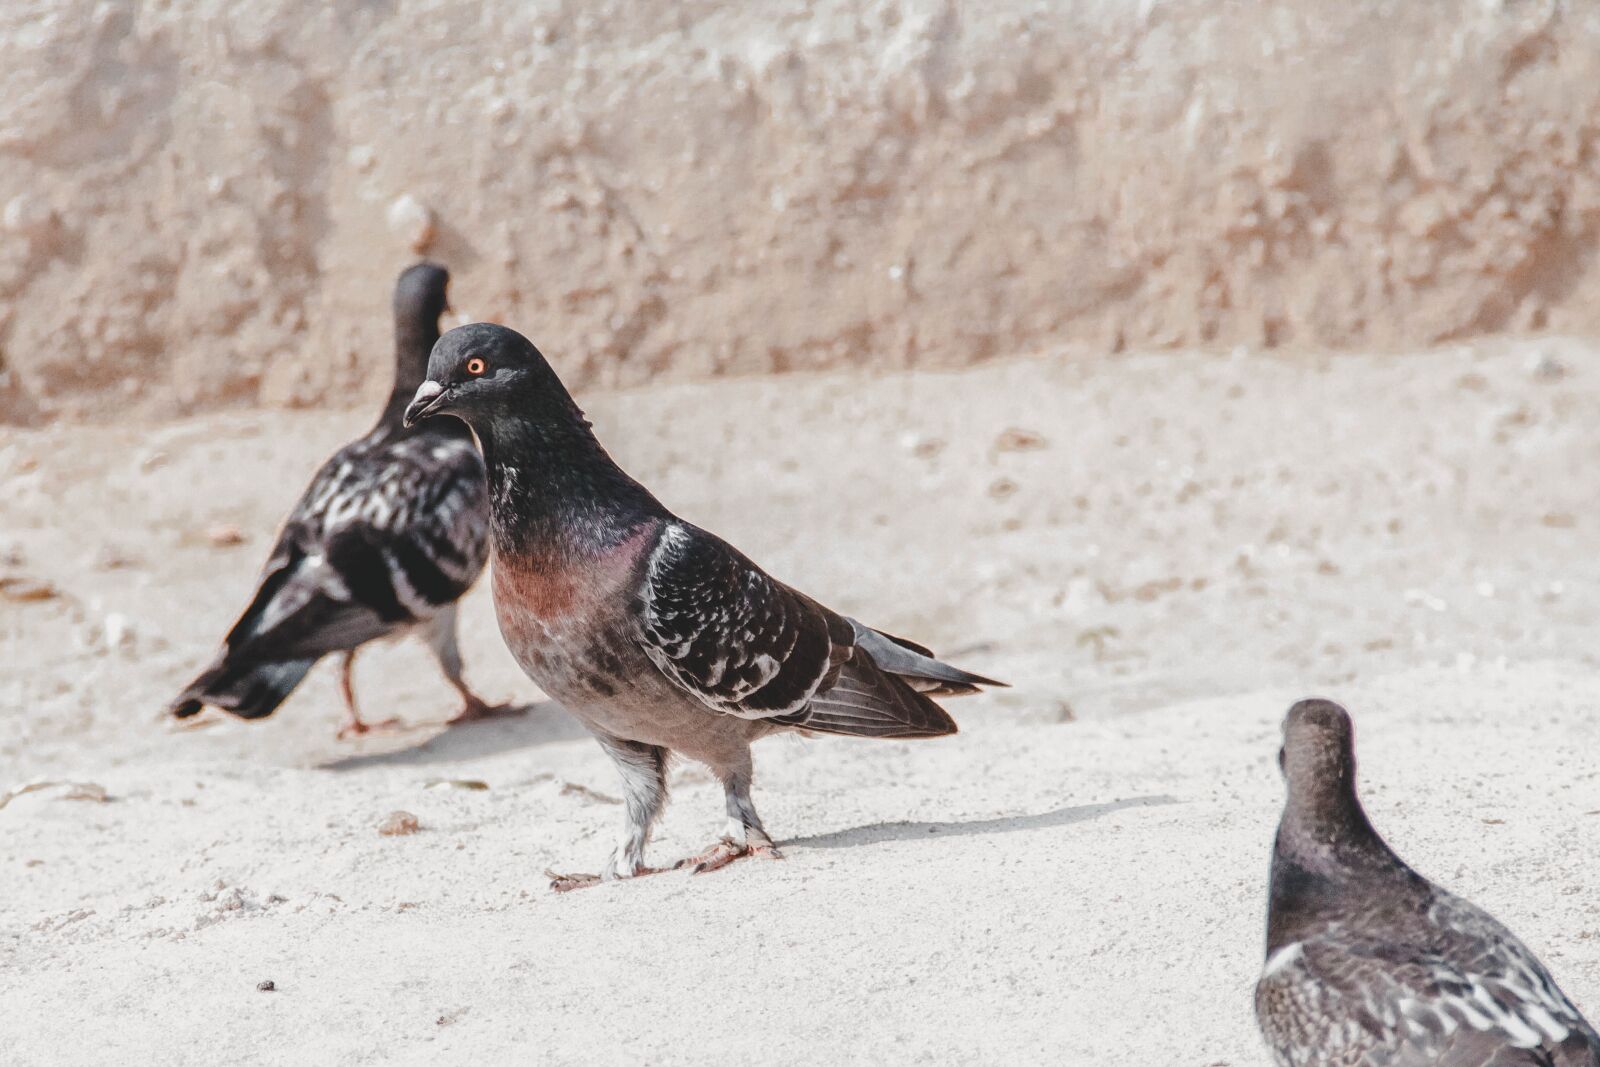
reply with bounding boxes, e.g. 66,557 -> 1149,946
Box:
1279,698 -> 1357,800
406,322 -> 664,543
393,262 -> 450,325
404,322 -> 583,435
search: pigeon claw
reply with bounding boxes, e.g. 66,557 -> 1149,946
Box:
446,699 -> 526,726
677,840 -> 784,876
546,864 -> 677,892
335,715 -> 404,741
546,869 -> 604,893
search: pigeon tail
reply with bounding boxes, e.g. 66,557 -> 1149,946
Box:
777,655 -> 959,739
170,655 -> 317,721
850,622 -> 1008,695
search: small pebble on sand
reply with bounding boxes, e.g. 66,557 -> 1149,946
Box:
205,523 -> 246,547
994,427 -> 1048,452
378,811 -> 421,836
0,575 -> 58,602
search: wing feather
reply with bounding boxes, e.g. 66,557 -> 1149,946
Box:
232,435 -> 487,659
174,431 -> 490,715
1257,907 -> 1600,1067
634,522 -> 989,737
635,522 -> 841,718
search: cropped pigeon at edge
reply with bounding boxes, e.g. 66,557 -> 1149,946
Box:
168,264 -> 500,736
1255,698 -> 1600,1067
408,321 -> 1005,885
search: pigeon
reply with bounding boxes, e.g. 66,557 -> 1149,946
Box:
170,264 -> 509,739
1256,698 -> 1600,1067
403,322 -> 1004,888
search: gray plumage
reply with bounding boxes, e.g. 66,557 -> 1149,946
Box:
1257,699 -> 1600,1067
403,322 -> 1005,885
170,264 -> 500,736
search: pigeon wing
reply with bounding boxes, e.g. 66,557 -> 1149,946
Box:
1420,892 -> 1600,1063
634,522 -> 963,737
220,436 -> 489,663
1256,914 -> 1599,1067
634,522 -> 845,719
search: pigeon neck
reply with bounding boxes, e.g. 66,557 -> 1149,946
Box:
476,414 -> 664,557
375,317 -> 441,434
1265,784 -> 1418,950
1281,766 -> 1393,858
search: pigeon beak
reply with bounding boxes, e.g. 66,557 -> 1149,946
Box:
403,381 -> 449,427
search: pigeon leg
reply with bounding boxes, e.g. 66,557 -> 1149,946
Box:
334,651 -> 401,740
677,759 -> 783,874
444,682 -> 521,725
424,607 -> 519,725
547,736 -> 671,891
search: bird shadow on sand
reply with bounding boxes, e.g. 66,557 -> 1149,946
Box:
784,794 -> 1179,852
317,701 -> 588,771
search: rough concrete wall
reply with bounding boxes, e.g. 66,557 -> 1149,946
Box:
1,0 -> 1597,422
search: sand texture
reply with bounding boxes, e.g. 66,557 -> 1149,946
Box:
3,341 -> 1599,1063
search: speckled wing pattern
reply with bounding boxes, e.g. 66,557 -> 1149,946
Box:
230,431 -> 490,661
634,522 -> 966,738
1256,893 -> 1600,1067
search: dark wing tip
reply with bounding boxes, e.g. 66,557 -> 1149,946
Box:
852,624 -> 1008,691
792,655 -> 964,739
960,671 -> 1009,689
874,629 -> 938,659
902,708 -> 959,738
873,629 -> 1008,689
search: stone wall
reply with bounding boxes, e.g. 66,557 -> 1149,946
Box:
2,0 -> 1596,421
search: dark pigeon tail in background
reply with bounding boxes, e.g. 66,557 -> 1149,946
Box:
171,656 -> 316,721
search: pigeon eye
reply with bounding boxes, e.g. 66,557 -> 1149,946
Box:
466,357 -> 487,376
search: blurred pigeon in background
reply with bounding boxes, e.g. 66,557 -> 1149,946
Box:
170,264 -> 510,738
404,322 -> 1004,888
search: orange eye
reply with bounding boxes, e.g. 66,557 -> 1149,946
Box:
466,357 -> 487,376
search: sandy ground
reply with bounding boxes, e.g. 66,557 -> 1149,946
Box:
3,342 -> 1600,1064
